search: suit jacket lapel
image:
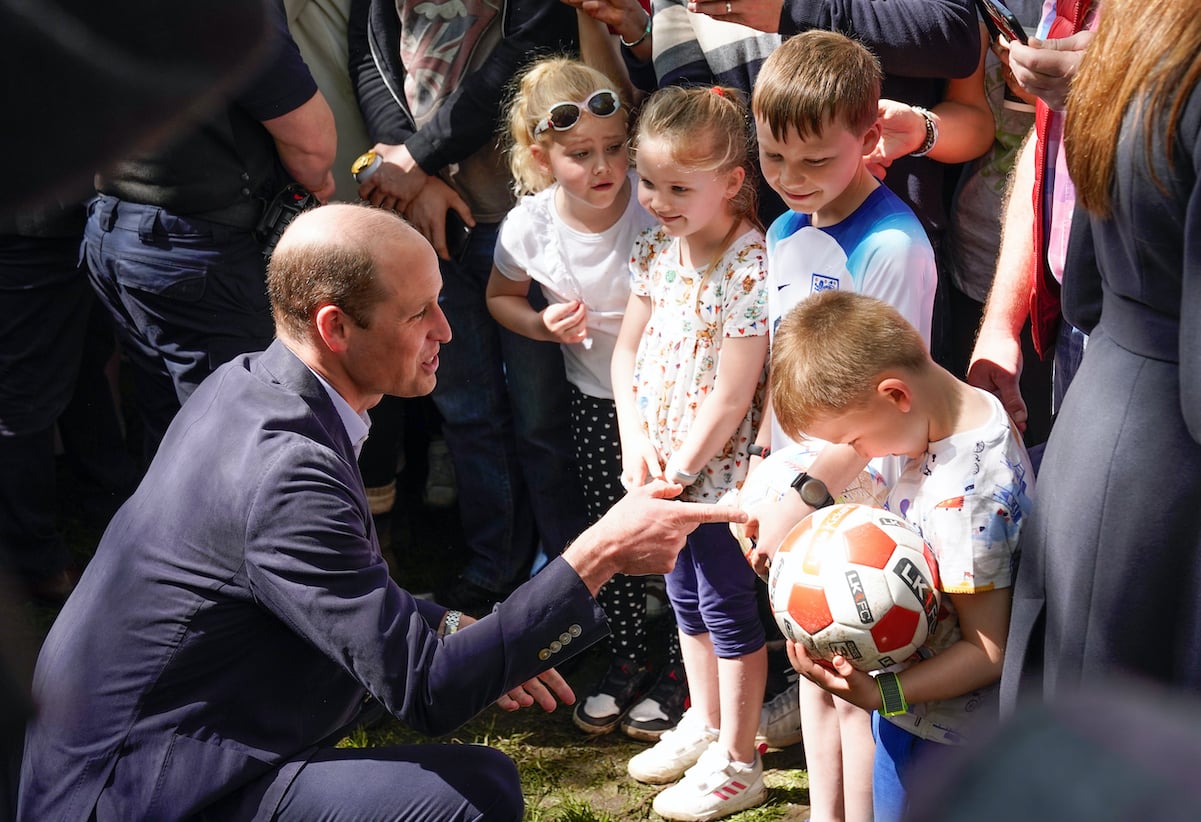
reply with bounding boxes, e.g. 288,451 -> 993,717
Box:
255,340 -> 359,469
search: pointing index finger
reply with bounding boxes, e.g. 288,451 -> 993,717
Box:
684,504 -> 748,526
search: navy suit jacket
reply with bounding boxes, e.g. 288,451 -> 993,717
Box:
18,340 -> 607,820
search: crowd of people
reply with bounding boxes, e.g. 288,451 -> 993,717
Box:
3,0 -> 1200,819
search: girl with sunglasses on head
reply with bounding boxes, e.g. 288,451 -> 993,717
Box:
612,85 -> 770,821
485,57 -> 671,740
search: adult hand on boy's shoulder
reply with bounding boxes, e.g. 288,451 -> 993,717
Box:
786,641 -> 880,712
967,331 -> 1029,432
865,99 -> 929,178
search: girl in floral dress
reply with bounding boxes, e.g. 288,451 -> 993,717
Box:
611,85 -> 770,822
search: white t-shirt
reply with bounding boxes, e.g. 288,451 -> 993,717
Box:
493,173 -> 657,399
882,389 -> 1036,744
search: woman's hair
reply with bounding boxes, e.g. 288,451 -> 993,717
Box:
770,291 -> 928,440
632,85 -> 760,230
504,56 -> 628,196
1066,0 -> 1201,216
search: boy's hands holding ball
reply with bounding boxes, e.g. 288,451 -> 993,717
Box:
786,641 -> 881,713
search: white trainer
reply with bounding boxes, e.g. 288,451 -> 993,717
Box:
652,743 -> 768,821
627,709 -> 717,785
756,680 -> 802,749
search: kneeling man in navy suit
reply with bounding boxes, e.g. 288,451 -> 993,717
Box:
18,204 -> 743,821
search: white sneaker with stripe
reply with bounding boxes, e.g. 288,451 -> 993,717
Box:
651,742 -> 767,821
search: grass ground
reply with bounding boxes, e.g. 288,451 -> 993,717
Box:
30,444 -> 815,821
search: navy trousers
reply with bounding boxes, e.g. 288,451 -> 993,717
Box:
198,743 -> 524,821
0,234 -> 90,582
83,195 -> 273,460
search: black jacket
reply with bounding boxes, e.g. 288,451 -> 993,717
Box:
348,0 -> 578,176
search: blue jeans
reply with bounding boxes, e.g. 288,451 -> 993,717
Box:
431,222 -> 586,593
84,195 -> 273,460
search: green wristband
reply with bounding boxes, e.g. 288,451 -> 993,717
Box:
877,671 -> 908,717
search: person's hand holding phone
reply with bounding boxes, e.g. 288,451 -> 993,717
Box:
403,177 -> 476,261
1005,29 -> 1095,111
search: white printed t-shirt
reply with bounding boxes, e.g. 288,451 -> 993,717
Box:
882,389 -> 1035,744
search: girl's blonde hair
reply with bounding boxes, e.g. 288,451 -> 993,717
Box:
505,56 -> 628,197
632,85 -> 761,231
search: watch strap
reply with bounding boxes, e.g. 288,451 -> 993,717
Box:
791,472 -> 836,509
877,671 -> 908,717
442,609 -> 462,637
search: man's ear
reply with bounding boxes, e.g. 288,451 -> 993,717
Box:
877,376 -> 912,413
314,304 -> 351,353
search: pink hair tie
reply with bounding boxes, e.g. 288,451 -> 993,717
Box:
710,86 -> 725,97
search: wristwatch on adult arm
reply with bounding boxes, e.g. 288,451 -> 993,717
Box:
791,472 -> 836,509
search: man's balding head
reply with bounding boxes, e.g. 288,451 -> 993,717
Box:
266,204 -> 426,343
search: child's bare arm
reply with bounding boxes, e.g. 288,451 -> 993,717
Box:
786,587 -> 1012,711
665,334 -> 768,479
485,267 -> 588,345
891,587 -> 1011,702
745,430 -> 870,557
611,293 -> 662,487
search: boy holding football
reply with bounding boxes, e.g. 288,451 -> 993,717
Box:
766,290 -> 1034,822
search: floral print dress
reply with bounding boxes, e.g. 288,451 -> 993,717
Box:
628,225 -> 769,502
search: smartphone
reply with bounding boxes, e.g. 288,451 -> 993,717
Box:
445,210 -> 472,260
975,0 -> 1029,44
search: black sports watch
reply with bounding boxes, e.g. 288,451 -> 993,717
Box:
791,472 -> 836,509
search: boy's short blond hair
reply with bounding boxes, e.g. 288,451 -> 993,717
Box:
770,291 -> 928,439
752,29 -> 882,141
